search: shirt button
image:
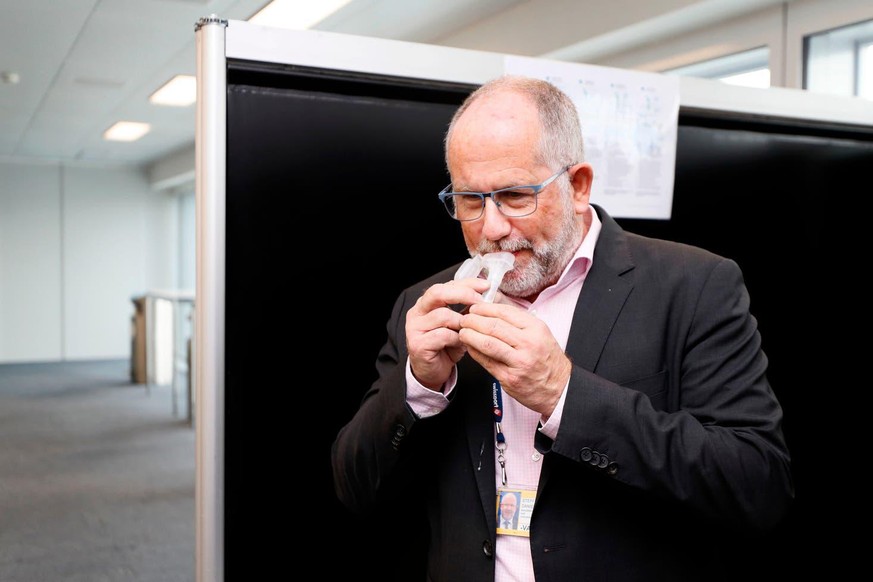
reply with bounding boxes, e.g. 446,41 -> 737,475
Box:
531,452 -> 541,462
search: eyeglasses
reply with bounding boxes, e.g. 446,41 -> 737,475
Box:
438,166 -> 570,221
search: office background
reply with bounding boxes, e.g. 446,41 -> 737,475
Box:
0,0 -> 873,363
2,0 -> 872,365
1,1 -> 871,581
217,17 -> 871,579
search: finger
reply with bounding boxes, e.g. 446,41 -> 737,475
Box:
459,311 -> 523,348
467,301 -> 533,329
446,343 -> 468,364
407,329 -> 467,362
447,277 -> 492,313
458,326 -> 514,363
414,280 -> 490,315
462,341 -> 512,383
461,342 -> 493,370
410,305 -> 466,334
407,325 -> 466,376
452,277 -> 492,293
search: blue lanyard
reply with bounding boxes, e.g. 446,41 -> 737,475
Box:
492,378 -> 508,486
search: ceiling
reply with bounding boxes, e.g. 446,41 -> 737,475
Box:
0,0 -> 789,171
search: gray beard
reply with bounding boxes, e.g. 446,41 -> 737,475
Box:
474,202 -> 582,300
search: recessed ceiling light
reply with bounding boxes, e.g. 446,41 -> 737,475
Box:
248,0 -> 353,30
1,71 -> 20,85
150,75 -> 197,106
103,121 -> 151,142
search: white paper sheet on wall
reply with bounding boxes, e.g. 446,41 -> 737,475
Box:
505,56 -> 680,220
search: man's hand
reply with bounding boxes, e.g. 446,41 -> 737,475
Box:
405,277 -> 491,391
459,302 -> 570,417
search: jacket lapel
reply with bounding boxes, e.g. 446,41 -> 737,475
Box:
565,207 -> 635,370
459,355 -> 499,531
539,206 -> 635,491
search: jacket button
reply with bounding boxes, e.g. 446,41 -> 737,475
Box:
390,425 -> 406,451
482,540 -> 493,558
590,452 -> 601,466
579,447 -> 592,462
606,462 -> 618,476
598,454 -> 609,469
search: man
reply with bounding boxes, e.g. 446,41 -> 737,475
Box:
332,75 -> 793,581
498,492 -> 519,531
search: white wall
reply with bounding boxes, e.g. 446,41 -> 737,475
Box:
0,161 -> 180,363
0,164 -> 63,361
178,192 -> 196,292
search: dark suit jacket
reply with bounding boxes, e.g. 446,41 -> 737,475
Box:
332,205 -> 793,581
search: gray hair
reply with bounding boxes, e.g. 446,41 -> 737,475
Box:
444,75 -> 585,171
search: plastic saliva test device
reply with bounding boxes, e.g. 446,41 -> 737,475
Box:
454,252 -> 515,303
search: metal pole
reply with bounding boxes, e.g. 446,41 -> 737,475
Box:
194,14 -> 227,582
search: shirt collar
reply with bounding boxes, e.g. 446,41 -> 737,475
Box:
508,206 -> 602,307
546,206 -> 601,294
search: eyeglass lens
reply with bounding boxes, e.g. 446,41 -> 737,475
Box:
448,187 -> 538,220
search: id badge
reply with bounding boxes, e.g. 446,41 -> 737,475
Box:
496,486 -> 536,537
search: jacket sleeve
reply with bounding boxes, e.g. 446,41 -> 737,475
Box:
330,285 -> 423,515
547,257 -> 794,531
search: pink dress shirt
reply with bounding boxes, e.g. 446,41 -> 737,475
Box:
407,208 -> 602,581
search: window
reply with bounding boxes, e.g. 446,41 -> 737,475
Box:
860,39 -> 873,99
804,18 -> 873,100
663,47 -> 770,88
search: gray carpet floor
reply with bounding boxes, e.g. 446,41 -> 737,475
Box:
0,359 -> 195,582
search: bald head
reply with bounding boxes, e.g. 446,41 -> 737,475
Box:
446,90 -> 541,184
445,75 -> 585,174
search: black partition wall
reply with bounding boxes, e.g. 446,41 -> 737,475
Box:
223,62 -> 473,580
223,61 -> 872,579
620,114 -> 871,579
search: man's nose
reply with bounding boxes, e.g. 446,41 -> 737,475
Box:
481,198 -> 511,241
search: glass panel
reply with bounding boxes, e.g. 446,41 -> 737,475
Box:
858,40 -> 873,100
804,18 -> 873,99
663,47 -> 770,88
718,67 -> 770,88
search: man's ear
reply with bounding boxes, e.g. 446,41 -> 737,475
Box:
569,163 -> 594,211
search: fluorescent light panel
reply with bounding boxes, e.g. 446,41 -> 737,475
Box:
104,121 -> 151,142
137,1 -> 351,145
150,75 -> 197,106
248,0 -> 353,30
